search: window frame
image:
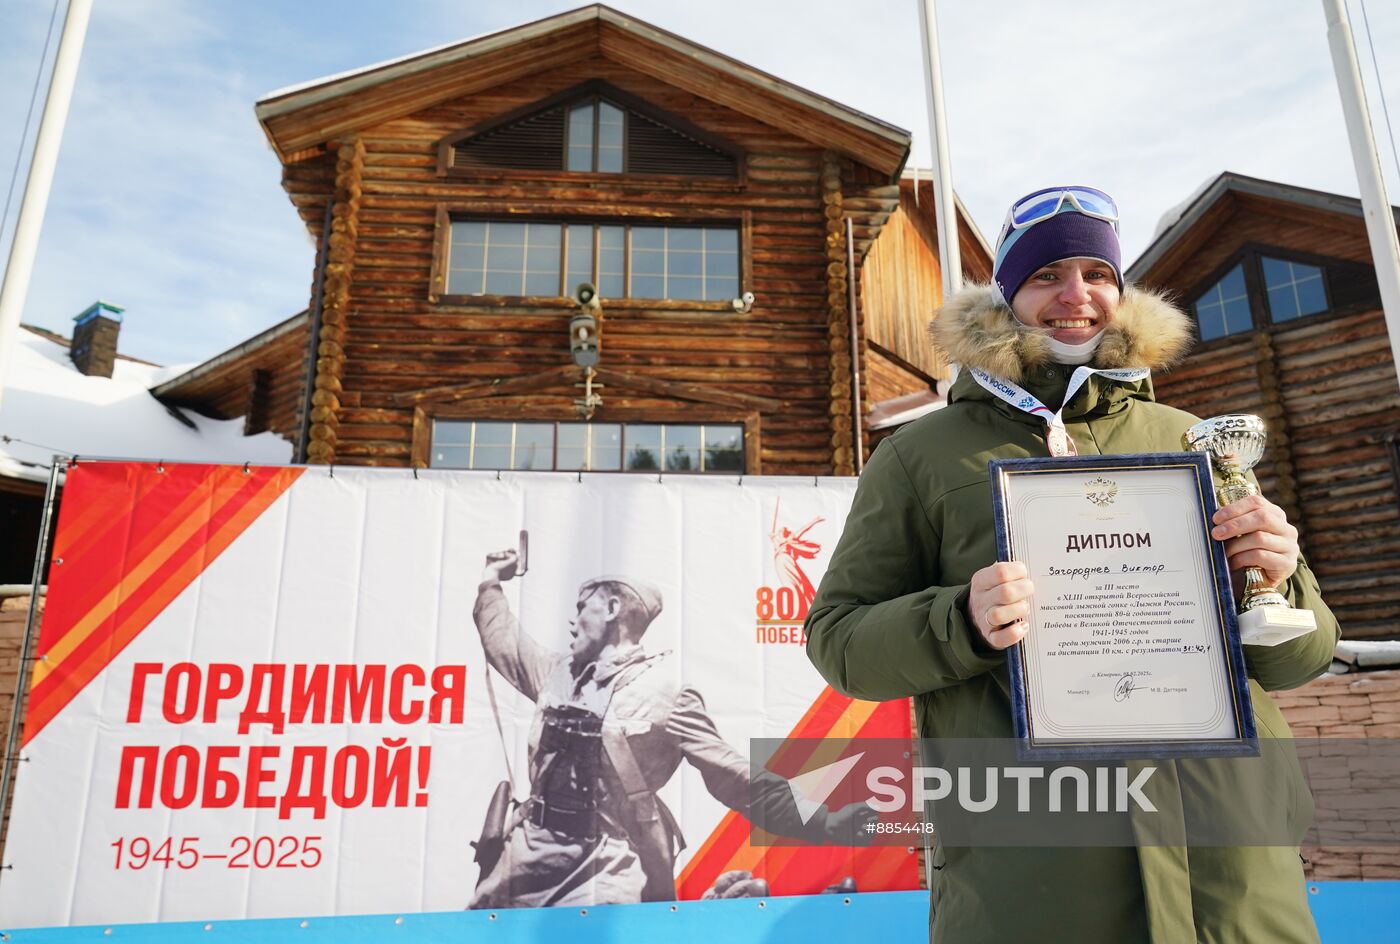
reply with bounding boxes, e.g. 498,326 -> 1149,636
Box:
565,96 -> 626,174
412,406 -> 762,474
436,80 -> 746,188
1184,244 -> 1349,346
1257,255 -> 1329,324
429,203 -> 754,314
1191,262 -> 1253,343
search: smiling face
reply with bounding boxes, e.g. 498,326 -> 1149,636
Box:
1009,257 -> 1121,345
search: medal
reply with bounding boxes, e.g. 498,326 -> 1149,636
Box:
1046,425 -> 1076,457
968,366 -> 1148,459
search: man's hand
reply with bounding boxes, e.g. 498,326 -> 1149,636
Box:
1211,494 -> 1299,592
822,801 -> 877,844
702,869 -> 769,899
482,549 -> 520,584
967,561 -> 1034,650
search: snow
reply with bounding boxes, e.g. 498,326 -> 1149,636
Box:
1334,639 -> 1400,669
1152,174 -> 1220,239
867,388 -> 945,430
0,327 -> 292,483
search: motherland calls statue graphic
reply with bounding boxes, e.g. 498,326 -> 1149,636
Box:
769,499 -> 824,620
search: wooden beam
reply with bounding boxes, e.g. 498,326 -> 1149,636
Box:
0,475 -> 46,498
389,364 -> 579,406
257,8 -> 909,174
262,26 -> 600,158
591,367 -> 783,410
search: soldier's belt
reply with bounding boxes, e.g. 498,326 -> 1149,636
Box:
526,796 -> 599,841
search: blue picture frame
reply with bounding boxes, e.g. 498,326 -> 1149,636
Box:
988,451 -> 1258,761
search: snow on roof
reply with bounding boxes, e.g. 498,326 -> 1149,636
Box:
867,388 -> 945,430
0,327 -> 292,484
1152,174 -> 1220,240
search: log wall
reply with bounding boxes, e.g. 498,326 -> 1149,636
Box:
157,322 -> 308,442
866,347 -> 934,406
1148,203 -> 1400,639
860,193 -> 946,381
273,56 -> 898,475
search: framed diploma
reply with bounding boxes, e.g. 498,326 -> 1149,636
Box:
989,452 -> 1257,760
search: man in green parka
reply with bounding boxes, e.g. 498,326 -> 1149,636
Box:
805,187 -> 1339,943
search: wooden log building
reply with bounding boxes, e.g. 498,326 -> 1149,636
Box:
147,12 -> 1398,641
153,5 -> 988,479
1129,172 -> 1398,640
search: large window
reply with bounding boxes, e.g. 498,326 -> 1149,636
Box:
431,420 -> 744,473
446,220 -> 739,301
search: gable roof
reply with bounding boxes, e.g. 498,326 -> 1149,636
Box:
255,4 -> 910,177
1127,171 -> 1400,283
150,310 -> 308,407
900,166 -> 994,279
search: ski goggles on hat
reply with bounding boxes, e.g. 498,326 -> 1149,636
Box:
999,187 -> 1120,241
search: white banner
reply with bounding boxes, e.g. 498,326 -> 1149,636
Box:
0,462 -> 914,928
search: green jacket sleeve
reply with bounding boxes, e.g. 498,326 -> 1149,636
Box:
804,438 -> 1002,701
1243,555 -> 1341,691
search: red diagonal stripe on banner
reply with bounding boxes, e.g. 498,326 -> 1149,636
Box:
760,698 -> 916,894
675,689 -> 914,899
44,463 -> 154,572
676,684 -> 855,895
37,465 -> 247,660
32,467 -> 261,695
23,463 -> 302,746
851,842 -> 920,893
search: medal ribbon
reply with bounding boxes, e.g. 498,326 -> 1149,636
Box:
967,365 -> 1151,456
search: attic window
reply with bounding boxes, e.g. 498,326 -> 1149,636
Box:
1194,264 -> 1252,342
445,85 -> 738,178
567,100 -> 624,172
1260,256 -> 1327,322
1189,248 -> 1373,342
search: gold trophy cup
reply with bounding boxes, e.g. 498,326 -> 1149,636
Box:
1183,414 -> 1317,647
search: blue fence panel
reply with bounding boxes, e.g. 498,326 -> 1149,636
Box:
2,883 -> 1395,942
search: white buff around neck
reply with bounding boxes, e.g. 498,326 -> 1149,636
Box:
1046,333 -> 1105,365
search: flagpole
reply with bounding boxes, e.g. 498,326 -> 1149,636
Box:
1322,0 -> 1400,392
917,0 -> 961,302
0,0 -> 94,410
912,0 -> 961,892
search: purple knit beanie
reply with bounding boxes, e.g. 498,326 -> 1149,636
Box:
993,198 -> 1123,304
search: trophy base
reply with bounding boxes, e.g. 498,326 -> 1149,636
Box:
1238,606 -> 1317,647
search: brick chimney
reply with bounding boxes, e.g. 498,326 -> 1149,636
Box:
70,301 -> 124,377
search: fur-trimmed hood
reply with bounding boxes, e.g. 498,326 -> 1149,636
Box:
929,283 -> 1193,385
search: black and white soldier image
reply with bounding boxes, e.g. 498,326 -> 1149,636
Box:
467,542 -> 863,909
